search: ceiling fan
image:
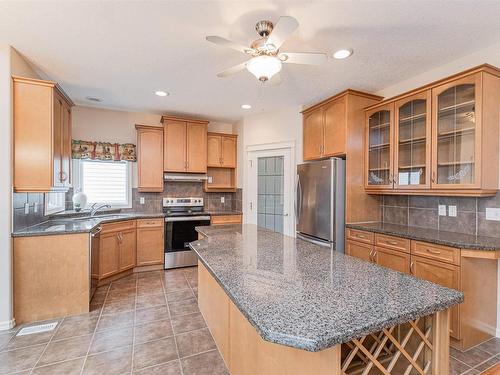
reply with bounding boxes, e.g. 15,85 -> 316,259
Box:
206,16 -> 327,83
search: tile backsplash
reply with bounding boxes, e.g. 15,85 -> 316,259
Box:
381,193 -> 500,238
13,192 -> 46,231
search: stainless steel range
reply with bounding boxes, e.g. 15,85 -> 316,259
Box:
163,197 -> 210,269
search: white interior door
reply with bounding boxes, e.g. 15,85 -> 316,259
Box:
245,146 -> 294,236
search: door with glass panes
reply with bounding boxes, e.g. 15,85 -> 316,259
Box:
431,74 -> 481,189
365,104 -> 394,190
394,91 -> 432,189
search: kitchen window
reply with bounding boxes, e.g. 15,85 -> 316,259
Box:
73,159 -> 132,208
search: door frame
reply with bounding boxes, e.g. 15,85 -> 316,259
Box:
243,141 -> 296,237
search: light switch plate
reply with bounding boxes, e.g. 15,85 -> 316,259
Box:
24,203 -> 30,214
448,205 -> 457,217
221,196 -> 225,204
438,205 -> 447,216
486,207 -> 500,221
139,197 -> 145,205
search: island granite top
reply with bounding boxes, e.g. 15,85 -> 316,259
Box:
191,224 -> 463,352
12,212 -> 165,237
346,222 -> 500,251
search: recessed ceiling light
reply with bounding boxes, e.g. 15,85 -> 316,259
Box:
85,96 -> 102,102
333,49 -> 353,60
155,90 -> 169,97
241,104 -> 252,109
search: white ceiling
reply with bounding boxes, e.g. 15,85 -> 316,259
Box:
2,1 -> 500,122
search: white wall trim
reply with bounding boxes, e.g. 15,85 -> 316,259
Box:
246,141 -> 296,152
0,318 -> 15,331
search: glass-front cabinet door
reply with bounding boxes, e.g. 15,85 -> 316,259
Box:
432,74 -> 481,189
365,104 -> 394,189
394,91 -> 431,189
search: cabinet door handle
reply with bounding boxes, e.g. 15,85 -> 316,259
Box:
410,261 -> 415,274
431,171 -> 436,183
426,248 -> 441,255
372,250 -> 377,262
59,172 -> 67,182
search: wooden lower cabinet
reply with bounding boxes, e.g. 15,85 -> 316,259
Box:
136,219 -> 164,266
411,255 -> 461,340
345,240 -> 372,262
374,246 -> 411,274
99,221 -> 137,280
211,214 -> 242,225
119,229 -> 136,271
100,232 -> 121,278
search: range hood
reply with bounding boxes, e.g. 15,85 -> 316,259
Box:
164,173 -> 207,182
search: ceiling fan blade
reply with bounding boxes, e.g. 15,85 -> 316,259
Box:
206,36 -> 255,55
216,62 -> 247,78
266,16 -> 299,50
280,52 -> 327,65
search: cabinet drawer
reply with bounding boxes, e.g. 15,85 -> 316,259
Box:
346,228 -> 374,244
211,215 -> 242,225
411,241 -> 460,265
137,218 -> 164,228
375,234 -> 410,253
346,240 -> 373,262
101,220 -> 136,234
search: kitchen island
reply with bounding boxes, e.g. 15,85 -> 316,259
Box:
191,224 -> 463,375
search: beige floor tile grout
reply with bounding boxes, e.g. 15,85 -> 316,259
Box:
129,274 -> 139,374
28,316 -> 65,374
79,283 -> 111,375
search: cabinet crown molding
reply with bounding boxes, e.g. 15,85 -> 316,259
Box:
161,115 -> 209,125
12,75 -> 74,106
301,89 -> 383,114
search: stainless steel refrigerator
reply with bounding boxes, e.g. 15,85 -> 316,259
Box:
296,158 -> 345,252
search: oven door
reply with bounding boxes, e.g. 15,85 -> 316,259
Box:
164,216 -> 210,268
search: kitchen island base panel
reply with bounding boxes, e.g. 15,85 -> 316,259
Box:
13,233 -> 90,325
198,262 -> 451,375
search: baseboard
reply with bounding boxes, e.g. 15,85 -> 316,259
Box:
0,318 -> 16,331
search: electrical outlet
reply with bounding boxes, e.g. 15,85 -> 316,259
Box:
208,176 -> 213,184
448,205 -> 457,217
24,202 -> 30,214
139,197 -> 145,205
33,202 -> 38,213
221,196 -> 225,204
438,205 -> 446,216
486,207 -> 500,221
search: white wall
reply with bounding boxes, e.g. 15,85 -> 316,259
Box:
72,106 -> 234,188
0,47 -> 40,330
235,106 -> 303,189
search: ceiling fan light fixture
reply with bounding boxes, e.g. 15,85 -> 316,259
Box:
246,55 -> 282,82
333,49 -> 353,59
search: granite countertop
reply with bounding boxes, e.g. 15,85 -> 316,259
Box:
346,222 -> 500,251
190,224 -> 463,352
12,212 -> 165,237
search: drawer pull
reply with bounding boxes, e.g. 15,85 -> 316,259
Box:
425,248 -> 441,255
357,234 -> 366,239
410,261 -> 415,274
387,240 -> 399,245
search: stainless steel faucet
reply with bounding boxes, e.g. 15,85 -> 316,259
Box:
90,203 -> 112,217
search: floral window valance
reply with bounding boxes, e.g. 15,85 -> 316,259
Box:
72,140 -> 136,162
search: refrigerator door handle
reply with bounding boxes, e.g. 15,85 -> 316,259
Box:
295,174 -> 302,221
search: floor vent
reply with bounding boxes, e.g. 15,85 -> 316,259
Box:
16,322 -> 58,336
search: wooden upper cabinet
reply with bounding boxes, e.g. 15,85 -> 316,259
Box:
323,97 -> 346,156
365,65 -> 500,196
187,122 -> 207,173
221,135 -> 237,167
431,74 -> 481,190
13,76 -> 73,192
207,133 -> 237,168
365,103 -> 394,190
162,116 -> 208,173
136,125 -> 164,192
394,91 -> 431,190
207,134 -> 222,167
163,119 -> 187,172
303,109 -> 324,160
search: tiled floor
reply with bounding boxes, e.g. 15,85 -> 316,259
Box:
0,267 -> 228,375
0,266 -> 499,375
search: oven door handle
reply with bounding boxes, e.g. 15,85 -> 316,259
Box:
165,216 -> 211,222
